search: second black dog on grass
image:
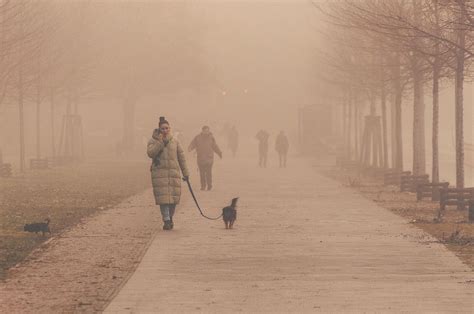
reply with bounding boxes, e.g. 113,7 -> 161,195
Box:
24,218 -> 51,236
222,198 -> 238,229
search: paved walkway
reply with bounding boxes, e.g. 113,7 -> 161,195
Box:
105,157 -> 473,313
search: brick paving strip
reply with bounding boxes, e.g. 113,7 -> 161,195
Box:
0,191 -> 163,313
1,157 -> 473,313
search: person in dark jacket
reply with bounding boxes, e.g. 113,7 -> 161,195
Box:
188,126 -> 222,190
256,129 -> 270,168
275,130 -> 289,168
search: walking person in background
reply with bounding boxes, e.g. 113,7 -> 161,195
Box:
147,117 -> 190,231
275,130 -> 289,168
228,125 -> 239,158
188,126 -> 222,191
256,129 -> 270,167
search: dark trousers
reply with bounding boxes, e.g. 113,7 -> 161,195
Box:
198,162 -> 213,189
278,152 -> 287,167
159,204 -> 176,222
259,151 -> 268,168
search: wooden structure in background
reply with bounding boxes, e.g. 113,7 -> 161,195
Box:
30,158 -> 49,170
0,163 -> 12,177
359,115 -> 383,168
384,171 -> 411,186
400,174 -> 429,192
440,187 -> 474,211
416,182 -> 449,201
58,114 -> 84,162
298,104 -> 334,155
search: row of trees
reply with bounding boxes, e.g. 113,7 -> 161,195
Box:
0,1 -> 97,171
317,0 -> 472,188
0,1 -> 212,171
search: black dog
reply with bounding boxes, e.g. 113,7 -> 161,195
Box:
222,198 -> 238,229
24,218 -> 51,236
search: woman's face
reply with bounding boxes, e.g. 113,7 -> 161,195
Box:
160,123 -> 171,136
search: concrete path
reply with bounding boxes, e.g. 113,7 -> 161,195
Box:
105,157 -> 473,313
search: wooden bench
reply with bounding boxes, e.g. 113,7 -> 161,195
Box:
416,182 -> 450,201
363,166 -> 386,178
30,158 -> 49,170
49,156 -> 75,167
0,163 -> 12,177
469,200 -> 474,222
400,174 -> 429,192
440,187 -> 474,211
340,160 -> 360,170
384,171 -> 411,186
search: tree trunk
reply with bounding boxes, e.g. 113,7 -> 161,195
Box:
36,75 -> 41,160
348,90 -> 353,160
18,68 -> 25,172
380,73 -> 388,169
342,93 -> 348,160
18,4 -> 25,172
432,63 -> 440,183
432,0 -> 441,184
455,9 -> 466,188
354,98 -> 359,159
412,67 -> 426,175
122,94 -> 136,154
50,88 -> 56,158
393,54 -> 404,171
390,93 -> 397,168
411,0 -> 426,176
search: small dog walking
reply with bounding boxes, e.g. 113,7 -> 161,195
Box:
222,198 -> 238,229
24,218 -> 51,236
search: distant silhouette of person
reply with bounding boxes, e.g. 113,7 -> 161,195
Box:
188,126 -> 222,191
275,130 -> 289,168
256,129 -> 270,167
228,125 -> 239,157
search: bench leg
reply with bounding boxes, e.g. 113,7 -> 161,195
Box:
469,203 -> 474,222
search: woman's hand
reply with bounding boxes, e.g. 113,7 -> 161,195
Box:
152,128 -> 162,140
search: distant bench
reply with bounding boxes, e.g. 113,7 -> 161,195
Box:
30,158 -> 49,170
384,171 -> 411,186
416,182 -> 450,201
400,174 -> 429,192
440,187 -> 474,211
49,156 -> 75,167
469,201 -> 474,222
0,163 -> 12,177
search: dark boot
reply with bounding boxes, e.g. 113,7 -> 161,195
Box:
169,218 -> 174,230
163,220 -> 172,230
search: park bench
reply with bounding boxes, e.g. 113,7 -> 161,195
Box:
440,187 -> 474,211
400,174 -> 429,192
49,156 -> 75,167
30,158 -> 49,170
339,159 -> 360,170
469,200 -> 474,222
416,182 -> 450,201
0,163 -> 12,177
384,171 -> 411,186
363,166 -> 386,178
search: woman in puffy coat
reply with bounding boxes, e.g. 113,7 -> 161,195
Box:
147,117 -> 190,230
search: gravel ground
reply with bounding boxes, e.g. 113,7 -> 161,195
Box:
0,189 -> 161,313
323,165 -> 474,270
0,160 -> 151,281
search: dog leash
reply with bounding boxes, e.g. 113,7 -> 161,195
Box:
184,178 -> 223,220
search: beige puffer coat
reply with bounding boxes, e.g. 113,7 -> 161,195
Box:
147,134 -> 190,205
